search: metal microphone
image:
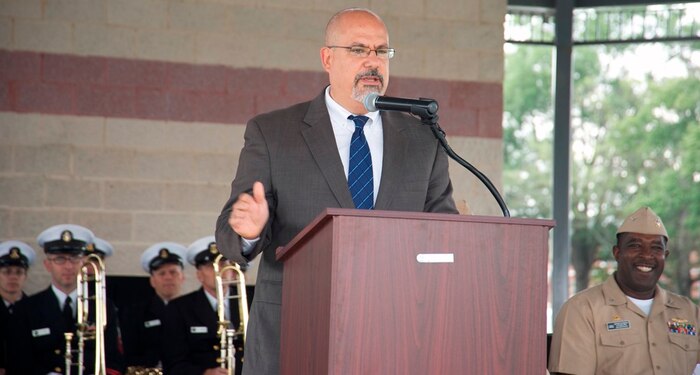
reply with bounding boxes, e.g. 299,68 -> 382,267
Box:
363,93 -> 439,117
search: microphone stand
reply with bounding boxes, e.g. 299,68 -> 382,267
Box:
417,110 -> 511,218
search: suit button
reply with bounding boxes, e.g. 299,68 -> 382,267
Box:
213,345 -> 220,350
619,340 -> 625,345
55,367 -> 62,373
55,349 -> 61,354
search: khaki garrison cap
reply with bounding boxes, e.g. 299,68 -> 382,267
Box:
616,206 -> 668,240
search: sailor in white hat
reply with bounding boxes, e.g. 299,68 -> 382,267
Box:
7,225 -> 125,374
0,240 -> 36,371
121,242 -> 187,370
0,240 -> 35,307
90,237 -> 115,259
161,236 -> 244,375
79,236 -> 115,279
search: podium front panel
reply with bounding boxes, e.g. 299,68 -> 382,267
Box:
279,211 -> 552,375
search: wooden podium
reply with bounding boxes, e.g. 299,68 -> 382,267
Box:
276,209 -> 554,374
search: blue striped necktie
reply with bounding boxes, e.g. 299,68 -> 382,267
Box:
347,115 -> 374,209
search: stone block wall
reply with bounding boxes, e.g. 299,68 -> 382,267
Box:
0,0 -> 506,294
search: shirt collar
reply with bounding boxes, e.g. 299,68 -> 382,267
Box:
602,273 -> 677,315
203,289 -> 216,310
203,288 -> 228,313
51,284 -> 77,305
324,86 -> 381,125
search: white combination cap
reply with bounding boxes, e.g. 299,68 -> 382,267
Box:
0,240 -> 36,268
36,224 -> 95,255
88,237 -> 114,258
141,242 -> 187,273
186,236 -> 222,266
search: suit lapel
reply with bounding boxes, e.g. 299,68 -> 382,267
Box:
375,112 -> 409,209
301,92 -> 356,208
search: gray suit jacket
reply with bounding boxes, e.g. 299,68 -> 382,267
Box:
215,89 -> 457,375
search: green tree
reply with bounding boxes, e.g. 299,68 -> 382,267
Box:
503,45 -> 554,218
504,40 -> 700,298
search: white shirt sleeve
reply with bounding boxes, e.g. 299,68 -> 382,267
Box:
241,237 -> 259,255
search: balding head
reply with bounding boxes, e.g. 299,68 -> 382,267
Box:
320,8 -> 391,114
325,8 -> 388,47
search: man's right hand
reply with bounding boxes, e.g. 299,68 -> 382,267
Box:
228,181 -> 269,240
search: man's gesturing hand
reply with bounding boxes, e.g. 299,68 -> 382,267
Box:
228,181 -> 269,240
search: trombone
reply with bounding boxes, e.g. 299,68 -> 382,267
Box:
213,254 -> 249,375
64,253 -> 108,375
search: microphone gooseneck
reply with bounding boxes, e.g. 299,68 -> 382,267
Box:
364,93 -> 510,217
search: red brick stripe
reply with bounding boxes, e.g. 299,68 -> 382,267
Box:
0,50 -> 501,138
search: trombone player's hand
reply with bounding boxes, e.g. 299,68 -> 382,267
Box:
229,181 -> 269,240
203,368 -> 229,375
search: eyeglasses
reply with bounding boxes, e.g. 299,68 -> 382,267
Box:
48,255 -> 83,265
327,45 -> 395,59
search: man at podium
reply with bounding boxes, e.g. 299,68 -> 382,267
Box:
215,7 -> 458,375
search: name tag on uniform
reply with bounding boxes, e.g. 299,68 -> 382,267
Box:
607,320 -> 631,331
190,326 -> 208,334
144,319 -> 161,328
32,327 -> 51,337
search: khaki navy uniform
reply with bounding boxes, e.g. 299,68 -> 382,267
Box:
549,276 -> 700,375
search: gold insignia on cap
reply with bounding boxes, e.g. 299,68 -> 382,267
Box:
612,315 -> 621,321
159,248 -> 170,259
61,230 -> 73,242
85,243 -> 94,252
9,248 -> 20,259
208,242 -> 218,254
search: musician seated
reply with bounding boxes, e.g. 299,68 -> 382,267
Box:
0,240 -> 36,375
7,224 -> 124,375
162,236 -> 245,375
121,242 -> 188,371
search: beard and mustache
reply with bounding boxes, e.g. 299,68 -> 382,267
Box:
351,68 -> 384,104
